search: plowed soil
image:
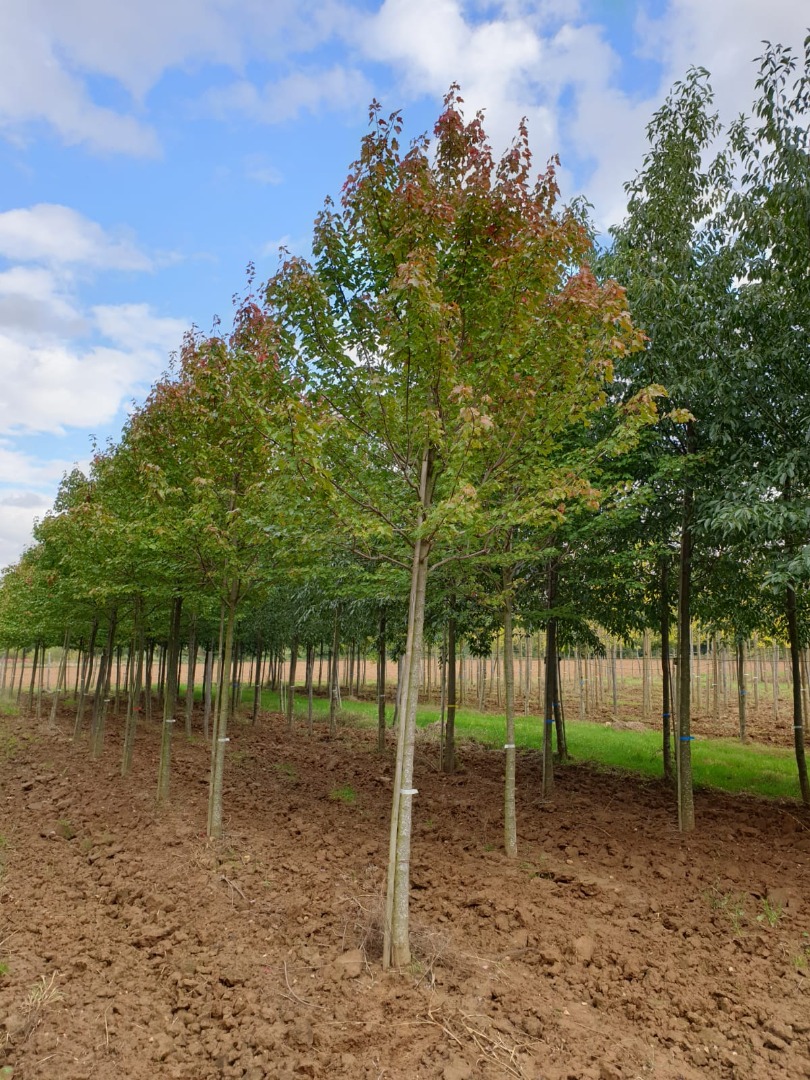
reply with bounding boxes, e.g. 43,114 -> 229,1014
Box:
1,709 -> 809,1080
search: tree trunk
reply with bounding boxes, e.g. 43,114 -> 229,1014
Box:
122,599 -> 145,776
329,612 -> 340,736
203,643 -> 214,740
676,468 -> 695,833
74,619 -> 99,738
49,629 -> 70,726
555,652 -> 567,759
252,640 -> 263,725
90,610 -> 117,758
786,585 -> 810,805
157,595 -> 183,803
377,611 -> 387,753
384,449 -> 433,970
144,640 -> 154,722
306,643 -> 315,735
502,563 -> 518,858
642,628 -> 652,721
185,617 -> 198,738
286,635 -> 299,732
736,638 -> 747,743
660,558 -> 673,781
208,580 -> 239,838
26,642 -> 40,717
442,618 -> 457,775
542,562 -> 559,796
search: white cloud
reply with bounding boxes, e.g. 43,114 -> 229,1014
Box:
0,205 -> 152,270
0,207 -> 183,436
91,304 -> 187,356
0,1 -> 159,156
360,0 -> 556,153
0,453 -> 70,569
355,0 -> 810,231
0,494 -> 51,568
0,444 -> 75,489
0,266 -> 87,340
0,334 -> 174,436
0,206 -> 186,567
0,0 -> 357,155
244,155 -> 284,185
208,65 -> 373,124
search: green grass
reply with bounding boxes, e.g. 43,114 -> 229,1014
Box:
251,687 -> 804,803
329,784 -> 357,805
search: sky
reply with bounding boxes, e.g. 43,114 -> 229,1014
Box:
0,0 -> 807,569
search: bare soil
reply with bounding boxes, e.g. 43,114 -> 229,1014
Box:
1,709 -> 809,1080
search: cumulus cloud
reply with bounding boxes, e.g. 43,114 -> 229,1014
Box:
0,495 -> 52,567
207,65 -> 373,124
0,205 -> 187,568
0,205 -> 152,271
0,444 -> 75,489
354,0 -> 809,230
360,0 -> 557,153
0,450 -> 74,568
0,333 -> 178,436
0,205 -> 185,437
0,0 -> 358,155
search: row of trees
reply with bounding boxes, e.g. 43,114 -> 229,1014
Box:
1,40 -> 809,966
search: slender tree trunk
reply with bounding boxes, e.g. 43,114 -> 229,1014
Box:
642,628 -> 652,721
74,619 -> 99,738
252,640 -> 263,725
442,617 -> 457,775
122,599 -> 145,776
542,562 -> 559,795
384,450 -> 433,970
26,642 -> 40,717
677,464 -> 695,833
736,638 -> 747,743
786,585 -> 810,805
208,580 -> 239,838
286,635 -> 299,732
202,642 -> 214,740
185,617 -> 198,738
329,612 -> 340,736
144,640 -> 154,722
502,562 -> 518,858
15,647 -> 27,706
90,610 -> 117,758
554,651 -> 567,761
306,643 -> 314,735
49,629 -> 70,726
72,643 -> 81,699
377,612 -> 387,753
157,595 -> 183,803
660,558 -> 673,781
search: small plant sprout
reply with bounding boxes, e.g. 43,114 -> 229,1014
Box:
330,785 -> 357,805
757,898 -> 783,927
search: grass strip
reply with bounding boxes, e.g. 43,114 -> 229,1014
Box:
252,688 -> 802,803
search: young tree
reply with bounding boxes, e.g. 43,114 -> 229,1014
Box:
264,91 -> 642,966
606,69 -> 733,831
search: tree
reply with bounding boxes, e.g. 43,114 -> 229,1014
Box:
606,68 -> 733,831
706,36 -> 810,802
124,290 -> 299,831
264,90 -> 642,966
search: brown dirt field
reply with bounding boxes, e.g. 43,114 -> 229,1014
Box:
1,710 -> 810,1080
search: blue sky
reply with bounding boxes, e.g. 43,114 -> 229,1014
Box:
0,0 -> 806,567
